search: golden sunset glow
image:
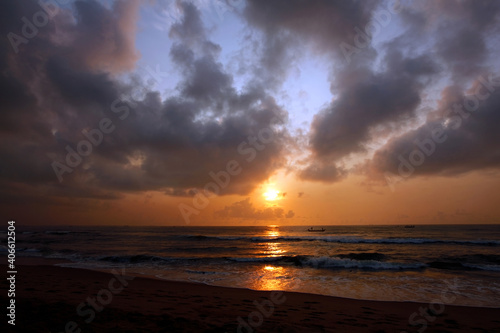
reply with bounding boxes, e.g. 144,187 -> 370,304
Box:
253,265 -> 289,291
2,0 -> 500,231
3,1 -> 500,332
264,228 -> 285,257
263,188 -> 280,201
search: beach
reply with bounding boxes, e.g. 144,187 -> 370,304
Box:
9,225 -> 500,308
3,258 -> 500,333
2,0 -> 500,332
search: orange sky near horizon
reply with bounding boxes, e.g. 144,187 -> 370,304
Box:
2,1 -> 500,227
7,170 -> 499,226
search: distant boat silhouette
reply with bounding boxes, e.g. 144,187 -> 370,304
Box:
308,227 -> 325,232
404,225 -> 415,228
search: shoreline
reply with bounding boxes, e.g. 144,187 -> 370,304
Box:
49,263 -> 500,309
3,257 -> 500,332
16,256 -> 500,308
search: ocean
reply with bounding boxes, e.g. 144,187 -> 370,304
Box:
4,224 -> 500,307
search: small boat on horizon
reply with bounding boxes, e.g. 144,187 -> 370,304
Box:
404,225 -> 415,228
307,227 -> 326,232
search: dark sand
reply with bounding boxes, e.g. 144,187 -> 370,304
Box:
2,258 -> 500,332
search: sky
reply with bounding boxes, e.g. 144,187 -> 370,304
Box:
1,0 -> 500,226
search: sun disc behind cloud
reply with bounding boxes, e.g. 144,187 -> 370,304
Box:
264,189 -> 280,201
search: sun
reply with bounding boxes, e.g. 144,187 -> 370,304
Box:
263,188 -> 280,201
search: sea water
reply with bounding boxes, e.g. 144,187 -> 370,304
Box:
5,224 -> 500,307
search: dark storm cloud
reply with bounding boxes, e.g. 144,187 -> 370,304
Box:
69,0 -> 141,73
437,39 -> 486,82
168,0 -> 206,45
92,2 -> 290,195
299,160 -> 347,183
437,28 -> 485,65
242,0 -> 391,182
251,32 -> 298,90
310,52 -> 437,160
361,0 -> 500,180
301,50 -> 439,181
173,49 -> 234,110
243,0 -> 381,89
431,0 -> 500,30
0,0 -> 290,213
243,0 -> 500,182
244,0 -> 380,56
0,0 -> 143,209
3,0 -> 500,218
395,0 -> 500,82
367,75 -> 500,178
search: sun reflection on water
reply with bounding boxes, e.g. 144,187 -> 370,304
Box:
253,265 -> 290,290
248,226 -> 294,291
263,242 -> 285,257
263,227 -> 285,257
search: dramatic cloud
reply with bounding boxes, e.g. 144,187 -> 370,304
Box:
243,0 -> 383,89
244,0 -> 380,57
300,50 -> 438,181
360,0 -> 500,182
70,0 -> 142,73
0,0 -> 290,213
410,0 -> 500,81
366,75 -> 500,178
242,0 -> 390,182
242,0 -> 499,183
2,0 -> 500,224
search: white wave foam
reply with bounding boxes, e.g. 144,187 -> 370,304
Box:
463,263 -> 500,272
227,256 -> 283,262
303,256 -> 426,270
